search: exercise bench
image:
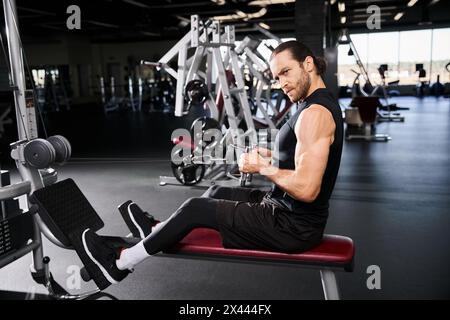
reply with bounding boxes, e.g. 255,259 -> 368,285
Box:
30,178 -> 354,300
162,228 -> 355,300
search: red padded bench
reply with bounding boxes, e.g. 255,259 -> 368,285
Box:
162,228 -> 355,300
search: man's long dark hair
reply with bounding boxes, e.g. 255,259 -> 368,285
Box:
271,40 -> 327,76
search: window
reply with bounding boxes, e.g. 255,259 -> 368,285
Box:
431,28 -> 450,85
338,28 -> 450,88
398,29 -> 432,85
367,32 -> 399,85
337,33 -> 369,87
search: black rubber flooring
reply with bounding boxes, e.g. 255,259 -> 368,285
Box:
0,96 -> 449,299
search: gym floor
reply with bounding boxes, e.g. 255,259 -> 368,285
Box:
0,96 -> 449,299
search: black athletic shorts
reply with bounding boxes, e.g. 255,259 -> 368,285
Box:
211,186 -> 324,253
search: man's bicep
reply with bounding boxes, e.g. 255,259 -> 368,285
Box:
294,106 -> 335,194
295,136 -> 331,185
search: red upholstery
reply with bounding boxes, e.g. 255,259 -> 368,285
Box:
165,228 -> 354,271
350,96 -> 380,123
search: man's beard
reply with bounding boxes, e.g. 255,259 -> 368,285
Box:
294,71 -> 311,103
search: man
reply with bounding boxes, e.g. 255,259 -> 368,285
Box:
81,40 -> 343,285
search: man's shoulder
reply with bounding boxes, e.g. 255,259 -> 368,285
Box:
295,104 -> 336,139
298,104 -> 335,125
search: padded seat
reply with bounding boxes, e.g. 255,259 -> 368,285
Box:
164,228 -> 354,272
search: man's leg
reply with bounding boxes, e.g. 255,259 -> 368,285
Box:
114,197 -> 221,271
141,197 -> 218,254
119,186 -> 268,240
82,196 -> 223,284
202,185 -> 267,203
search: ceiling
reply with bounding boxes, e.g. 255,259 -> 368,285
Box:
1,0 -> 449,43
331,0 -> 450,32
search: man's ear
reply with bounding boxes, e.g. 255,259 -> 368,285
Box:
303,56 -> 314,73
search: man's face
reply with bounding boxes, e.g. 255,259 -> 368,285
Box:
270,50 -> 311,103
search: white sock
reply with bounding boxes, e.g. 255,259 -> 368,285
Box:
116,240 -> 150,271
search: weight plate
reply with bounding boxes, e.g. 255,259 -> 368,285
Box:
47,135 -> 71,164
24,138 -> 56,169
170,149 -> 205,186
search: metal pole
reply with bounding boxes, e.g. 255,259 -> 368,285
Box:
3,0 -> 30,140
2,0 -> 51,272
320,269 -> 341,300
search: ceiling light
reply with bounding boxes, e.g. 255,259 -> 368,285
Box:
394,12 -> 404,20
175,15 -> 190,27
122,0 -> 150,8
236,10 -> 247,18
258,22 -> 270,29
87,20 -> 119,28
407,0 -> 418,7
212,7 -> 267,22
338,2 -> 345,12
246,7 -> 267,19
353,6 -> 397,12
141,31 -> 160,37
249,0 -> 295,6
340,16 -> 346,24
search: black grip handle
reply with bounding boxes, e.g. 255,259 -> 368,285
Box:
240,146 -> 250,187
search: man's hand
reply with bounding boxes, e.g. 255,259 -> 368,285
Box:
238,149 -> 271,174
255,146 -> 272,159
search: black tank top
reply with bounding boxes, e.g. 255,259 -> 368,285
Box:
265,88 -> 343,226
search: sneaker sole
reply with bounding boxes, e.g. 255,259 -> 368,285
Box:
81,229 -> 118,285
118,200 -> 145,239
127,202 -> 146,239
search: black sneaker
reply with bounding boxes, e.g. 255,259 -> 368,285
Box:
81,229 -> 130,285
118,200 -> 156,239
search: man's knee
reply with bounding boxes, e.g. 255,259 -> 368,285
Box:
180,197 -> 208,210
204,185 -> 224,198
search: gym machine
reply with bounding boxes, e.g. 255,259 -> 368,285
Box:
235,34 -> 293,130
145,74 -> 176,114
99,76 -> 119,113
338,31 -> 395,142
375,64 -> 408,122
339,30 -> 405,123
99,75 -> 142,114
344,96 -> 391,142
146,15 -> 259,187
0,0 -> 141,299
33,66 -> 71,113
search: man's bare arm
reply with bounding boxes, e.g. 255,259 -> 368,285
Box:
259,105 -> 335,202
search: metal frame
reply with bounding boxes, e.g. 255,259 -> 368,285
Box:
158,15 -> 261,187
0,0 -> 99,299
320,269 -> 340,300
235,34 -> 293,130
346,124 -> 392,142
